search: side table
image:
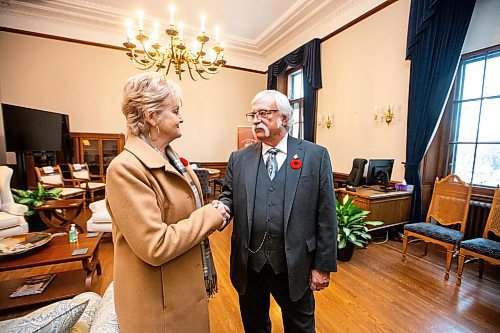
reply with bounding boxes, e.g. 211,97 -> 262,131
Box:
35,199 -> 85,233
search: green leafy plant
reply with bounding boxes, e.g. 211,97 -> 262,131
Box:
337,194 -> 383,249
12,183 -> 62,216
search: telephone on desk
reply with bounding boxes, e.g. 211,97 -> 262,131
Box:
360,185 -> 396,192
346,185 -> 356,192
373,185 -> 396,193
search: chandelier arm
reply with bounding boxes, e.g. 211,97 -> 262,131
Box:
166,58 -> 173,76
197,69 -> 211,80
129,50 -> 158,71
195,43 -> 206,61
186,61 -> 198,81
138,41 -> 162,63
155,57 -> 166,73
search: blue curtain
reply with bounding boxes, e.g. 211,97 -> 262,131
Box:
267,38 -> 322,142
405,0 -> 476,222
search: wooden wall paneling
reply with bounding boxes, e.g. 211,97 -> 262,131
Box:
199,162 -> 228,180
421,95 -> 454,217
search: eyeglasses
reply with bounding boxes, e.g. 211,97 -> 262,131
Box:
245,109 -> 279,122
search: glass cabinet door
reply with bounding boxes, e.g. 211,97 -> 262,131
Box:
81,139 -> 101,176
102,139 -> 119,178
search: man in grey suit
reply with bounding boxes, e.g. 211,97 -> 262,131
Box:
216,90 -> 338,333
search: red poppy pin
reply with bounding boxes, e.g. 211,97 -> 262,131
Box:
290,154 -> 302,169
180,157 -> 189,167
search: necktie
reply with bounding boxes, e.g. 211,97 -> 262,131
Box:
266,148 -> 280,180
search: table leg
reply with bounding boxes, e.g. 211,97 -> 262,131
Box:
82,244 -> 102,290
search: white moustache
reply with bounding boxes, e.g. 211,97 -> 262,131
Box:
252,123 -> 270,137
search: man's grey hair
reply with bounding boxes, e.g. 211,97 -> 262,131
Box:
252,90 -> 292,124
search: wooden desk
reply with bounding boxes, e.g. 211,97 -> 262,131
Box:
336,187 -> 412,231
0,233 -> 102,311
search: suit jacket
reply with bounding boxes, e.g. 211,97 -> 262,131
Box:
106,135 -> 223,333
219,136 -> 337,301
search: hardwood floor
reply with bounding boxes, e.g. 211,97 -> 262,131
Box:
1,209 -> 499,332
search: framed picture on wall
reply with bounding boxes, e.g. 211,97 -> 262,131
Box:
237,126 -> 257,150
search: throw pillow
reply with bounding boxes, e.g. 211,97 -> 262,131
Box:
0,298 -> 88,333
89,282 -> 119,333
71,292 -> 102,333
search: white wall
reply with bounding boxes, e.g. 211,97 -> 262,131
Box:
0,32 -> 266,164
316,0 -> 410,181
463,0 -> 500,53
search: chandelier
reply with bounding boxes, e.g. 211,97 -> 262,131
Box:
123,5 -> 226,81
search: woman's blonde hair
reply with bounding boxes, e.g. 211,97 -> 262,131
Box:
121,72 -> 181,136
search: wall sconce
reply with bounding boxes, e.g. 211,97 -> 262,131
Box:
374,105 -> 399,125
318,113 -> 333,129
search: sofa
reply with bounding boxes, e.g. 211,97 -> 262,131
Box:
0,282 -> 119,333
87,199 -> 112,233
0,166 -> 29,238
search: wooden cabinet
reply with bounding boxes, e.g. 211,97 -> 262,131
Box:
71,132 -> 125,182
336,187 -> 412,231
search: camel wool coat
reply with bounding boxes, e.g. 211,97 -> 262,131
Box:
105,135 -> 223,333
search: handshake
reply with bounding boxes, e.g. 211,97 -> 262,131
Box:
210,200 -> 231,230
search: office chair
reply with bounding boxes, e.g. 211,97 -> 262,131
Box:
346,158 -> 368,187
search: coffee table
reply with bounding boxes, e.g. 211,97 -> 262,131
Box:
0,233 -> 102,311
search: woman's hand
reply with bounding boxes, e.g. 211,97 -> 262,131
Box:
211,200 -> 230,230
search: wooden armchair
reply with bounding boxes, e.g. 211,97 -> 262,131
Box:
34,165 -> 86,200
69,163 -> 105,202
402,174 -> 472,280
457,188 -> 500,285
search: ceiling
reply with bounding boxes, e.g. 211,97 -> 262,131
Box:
0,0 -> 385,70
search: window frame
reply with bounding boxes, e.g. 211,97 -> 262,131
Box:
447,44 -> 500,190
277,67 -> 306,139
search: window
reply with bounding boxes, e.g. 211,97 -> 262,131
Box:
287,69 -> 304,139
448,47 -> 500,187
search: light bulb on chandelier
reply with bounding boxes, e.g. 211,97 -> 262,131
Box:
123,5 -> 226,81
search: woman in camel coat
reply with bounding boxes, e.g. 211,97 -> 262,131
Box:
106,72 -> 229,332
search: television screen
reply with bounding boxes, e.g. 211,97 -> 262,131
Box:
2,104 -> 70,152
366,159 -> 394,187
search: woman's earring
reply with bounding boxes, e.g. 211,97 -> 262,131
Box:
148,125 -> 160,141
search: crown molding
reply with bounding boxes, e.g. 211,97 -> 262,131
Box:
263,0 -> 387,63
0,0 -> 393,71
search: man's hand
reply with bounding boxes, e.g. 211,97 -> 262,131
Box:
309,269 -> 330,291
211,200 -> 231,230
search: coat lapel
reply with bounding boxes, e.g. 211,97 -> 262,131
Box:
284,136 -> 304,234
124,135 -> 196,198
245,142 -> 262,236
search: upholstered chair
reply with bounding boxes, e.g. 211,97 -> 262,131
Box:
193,169 -> 211,201
86,199 -> 112,233
457,188 -> 500,285
402,174 -> 472,280
0,166 -> 29,237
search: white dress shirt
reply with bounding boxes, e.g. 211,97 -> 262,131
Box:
261,134 -> 288,172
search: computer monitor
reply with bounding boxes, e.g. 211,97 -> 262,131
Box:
366,159 -> 394,187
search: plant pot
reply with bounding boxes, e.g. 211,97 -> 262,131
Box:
337,242 -> 355,262
26,213 -> 48,232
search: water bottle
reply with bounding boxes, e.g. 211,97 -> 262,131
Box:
69,224 -> 78,243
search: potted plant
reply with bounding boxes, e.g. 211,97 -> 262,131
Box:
12,183 -> 62,231
336,194 -> 383,262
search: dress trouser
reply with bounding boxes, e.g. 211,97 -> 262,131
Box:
239,264 -> 315,333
